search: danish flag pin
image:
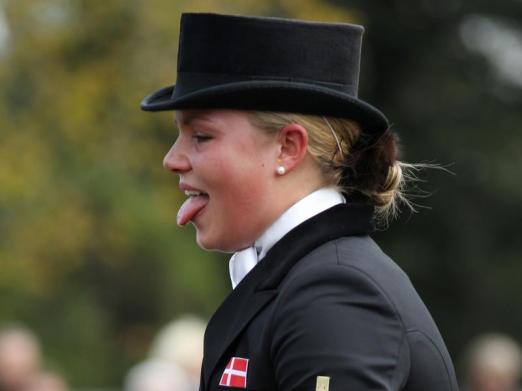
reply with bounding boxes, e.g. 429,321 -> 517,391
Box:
219,357 -> 249,388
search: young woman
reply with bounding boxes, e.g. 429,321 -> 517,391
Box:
141,12 -> 459,391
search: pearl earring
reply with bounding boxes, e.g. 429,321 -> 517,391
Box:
276,166 -> 286,175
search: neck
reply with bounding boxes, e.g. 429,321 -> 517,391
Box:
232,158 -> 328,252
277,156 -> 327,210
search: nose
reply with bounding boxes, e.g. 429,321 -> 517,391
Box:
163,140 -> 191,173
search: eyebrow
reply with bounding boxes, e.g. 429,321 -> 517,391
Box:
175,111 -> 214,127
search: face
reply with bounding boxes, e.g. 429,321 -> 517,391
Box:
164,109 -> 281,252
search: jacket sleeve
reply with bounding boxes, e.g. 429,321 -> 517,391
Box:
268,262 -> 410,391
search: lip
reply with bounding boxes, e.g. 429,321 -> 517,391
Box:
179,181 -> 206,193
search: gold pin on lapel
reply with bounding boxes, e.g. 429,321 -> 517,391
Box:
315,376 -> 330,391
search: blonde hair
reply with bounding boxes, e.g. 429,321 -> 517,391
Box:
249,111 -> 416,222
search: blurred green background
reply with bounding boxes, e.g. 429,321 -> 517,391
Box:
1,0 -> 521,388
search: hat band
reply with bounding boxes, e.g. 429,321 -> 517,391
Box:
172,71 -> 357,99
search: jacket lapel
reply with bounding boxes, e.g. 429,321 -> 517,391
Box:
202,203 -> 374,389
202,275 -> 276,390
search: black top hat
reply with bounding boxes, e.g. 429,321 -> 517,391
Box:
141,13 -> 389,135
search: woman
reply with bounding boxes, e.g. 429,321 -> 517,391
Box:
141,13 -> 459,391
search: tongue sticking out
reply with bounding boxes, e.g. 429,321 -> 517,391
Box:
177,195 -> 209,226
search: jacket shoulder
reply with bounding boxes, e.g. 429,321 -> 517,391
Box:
268,236 -> 410,390
282,236 -> 410,307
274,235 -> 459,391
281,236 -> 444,335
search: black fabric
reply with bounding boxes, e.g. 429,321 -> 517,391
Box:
141,13 -> 389,135
178,14 -> 362,90
200,203 -> 459,390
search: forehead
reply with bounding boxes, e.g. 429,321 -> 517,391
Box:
174,109 -> 212,126
174,109 -> 255,128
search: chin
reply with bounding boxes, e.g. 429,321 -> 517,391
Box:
195,235 -> 213,251
195,232 -> 244,253
195,233 -> 225,252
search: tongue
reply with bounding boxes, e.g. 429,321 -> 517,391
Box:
177,195 -> 209,226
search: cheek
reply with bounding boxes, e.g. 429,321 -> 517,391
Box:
208,150 -> 272,194
216,172 -> 266,210
200,139 -> 275,217
212,162 -> 271,222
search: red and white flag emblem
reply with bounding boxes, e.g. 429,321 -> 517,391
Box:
219,357 -> 249,388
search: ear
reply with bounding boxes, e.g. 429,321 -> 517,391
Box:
276,123 -> 309,173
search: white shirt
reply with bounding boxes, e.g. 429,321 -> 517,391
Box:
228,187 -> 345,289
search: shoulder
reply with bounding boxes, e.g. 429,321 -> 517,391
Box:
271,235 -> 410,330
292,234 -> 407,278
268,236 -> 412,389
277,235 -> 440,332
269,235 -> 459,390
279,236 -> 411,312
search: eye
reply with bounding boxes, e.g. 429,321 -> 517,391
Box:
192,134 -> 213,143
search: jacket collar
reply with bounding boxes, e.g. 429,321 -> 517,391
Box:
201,202 -> 374,389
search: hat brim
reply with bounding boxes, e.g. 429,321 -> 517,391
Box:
140,81 -> 389,134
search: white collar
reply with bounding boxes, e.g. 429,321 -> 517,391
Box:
228,187 -> 345,289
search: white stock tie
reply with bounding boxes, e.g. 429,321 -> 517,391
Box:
229,247 -> 259,289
